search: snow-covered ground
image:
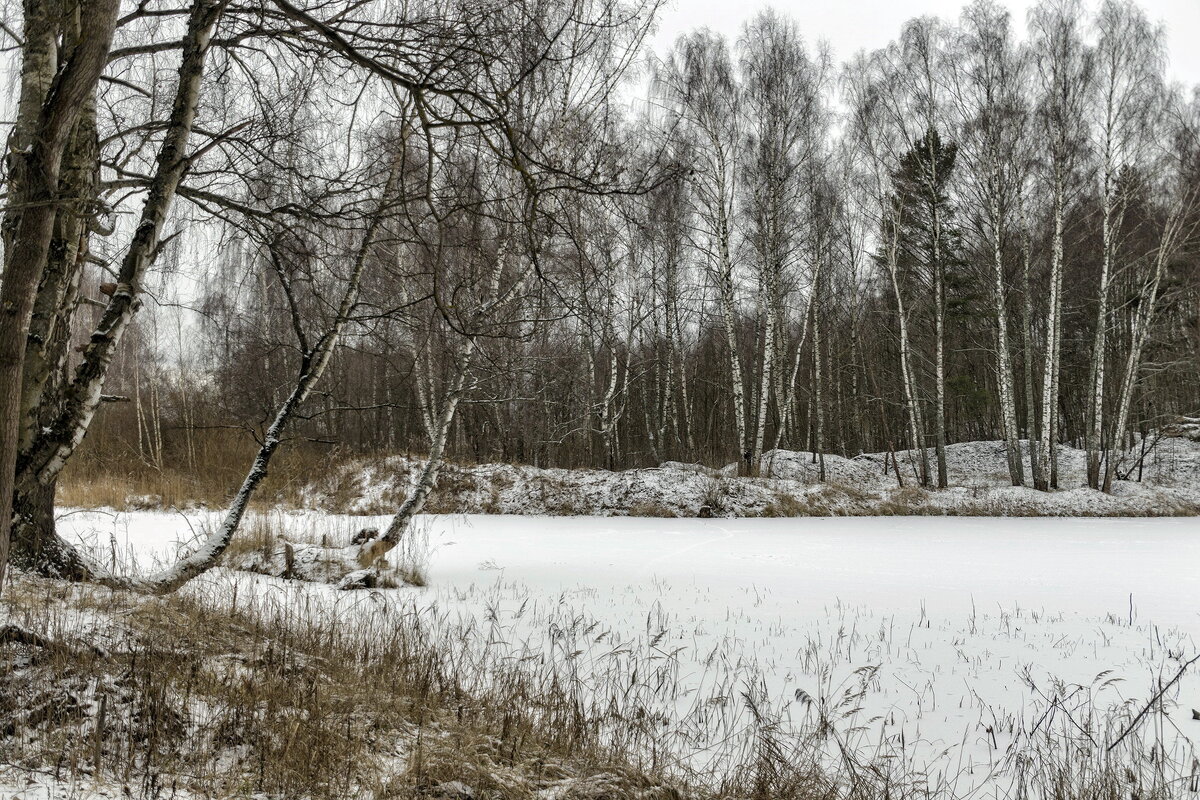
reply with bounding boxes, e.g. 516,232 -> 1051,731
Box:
55,509 -> 1200,797
303,438 -> 1200,518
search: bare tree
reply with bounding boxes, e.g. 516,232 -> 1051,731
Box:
1029,0 -> 1093,490
1084,0 -> 1163,488
954,0 -> 1028,485
738,11 -> 829,466
658,32 -> 750,471
1101,96 -> 1199,490
847,51 -> 933,485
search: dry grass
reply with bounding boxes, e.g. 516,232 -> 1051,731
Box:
0,575 -> 688,800
626,501 -> 679,518
762,492 -> 808,517
1,550 -> 1193,800
220,512 -> 281,563
1,578 -> 409,798
56,435 -> 358,512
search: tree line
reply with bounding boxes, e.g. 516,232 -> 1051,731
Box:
1,0 -> 1198,589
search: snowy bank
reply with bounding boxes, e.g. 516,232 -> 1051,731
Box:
304,438 -> 1200,517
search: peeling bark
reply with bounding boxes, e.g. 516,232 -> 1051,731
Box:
0,0 -> 120,589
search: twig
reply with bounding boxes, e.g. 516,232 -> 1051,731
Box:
1106,652 -> 1200,752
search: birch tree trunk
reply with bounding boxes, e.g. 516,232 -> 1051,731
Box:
775,295 -> 812,450
714,178 -> 749,472
989,190 -> 1024,486
1036,167 -> 1066,492
886,219 -> 930,486
812,255 -> 826,481
0,0 -> 121,588
378,335 -> 477,545
1020,212 -> 1042,488
752,270 -> 778,469
932,205 -> 948,488
375,250 -> 531,550
1086,164 -> 1117,489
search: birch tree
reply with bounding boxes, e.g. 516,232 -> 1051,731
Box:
1084,0 -> 1163,488
659,33 -> 750,470
0,0 -> 191,585
1101,98 -> 1199,490
894,19 -> 956,488
954,0 -> 1028,485
1028,0 -> 1093,490
738,11 -> 829,465
846,52 -> 932,485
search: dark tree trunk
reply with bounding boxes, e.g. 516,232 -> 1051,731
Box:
9,477 -> 89,580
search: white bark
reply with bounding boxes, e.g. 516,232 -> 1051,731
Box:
1037,171 -> 1066,491
989,188 -> 1024,486
752,270 -> 778,469
77,138 -> 406,594
376,246 -> 533,549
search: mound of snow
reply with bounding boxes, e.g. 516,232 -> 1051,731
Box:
307,457 -> 790,517
759,449 -> 891,491
303,438 -> 1200,518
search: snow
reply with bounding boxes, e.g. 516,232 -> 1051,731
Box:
304,437 -> 1200,518
0,768 -> 209,800
0,769 -> 134,799
53,508 -> 1200,796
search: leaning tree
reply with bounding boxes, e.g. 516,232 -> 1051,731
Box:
0,0 -> 660,591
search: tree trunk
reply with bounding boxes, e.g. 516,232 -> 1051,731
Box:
812,259 -> 825,482
717,240 -> 748,471
752,271 -> 778,470
990,195 -> 1024,486
1036,170 -> 1066,492
8,476 -> 92,579
1020,219 -> 1042,488
0,0 -> 120,590
932,225 -> 948,488
1087,148 -> 1118,489
380,336 -> 477,545
887,231 -> 930,486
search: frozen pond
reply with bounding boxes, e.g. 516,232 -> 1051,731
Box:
421,514 -> 1199,627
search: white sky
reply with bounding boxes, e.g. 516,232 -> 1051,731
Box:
648,0 -> 1200,89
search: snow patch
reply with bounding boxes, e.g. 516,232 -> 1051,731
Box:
304,438 -> 1200,517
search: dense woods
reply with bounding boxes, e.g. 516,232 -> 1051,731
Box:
2,0 -> 1199,582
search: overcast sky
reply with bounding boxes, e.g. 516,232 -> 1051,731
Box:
648,0 -> 1200,89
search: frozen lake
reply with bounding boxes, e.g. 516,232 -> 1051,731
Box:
421,514 -> 1200,627
60,511 -> 1200,796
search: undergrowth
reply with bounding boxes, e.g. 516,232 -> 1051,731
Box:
0,575 -> 688,799
1,552 -> 1195,799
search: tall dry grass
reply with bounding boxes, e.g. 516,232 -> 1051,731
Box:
2,540 -> 1194,800
56,430 -> 367,511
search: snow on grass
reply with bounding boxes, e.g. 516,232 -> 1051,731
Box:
54,509 -> 1200,797
0,767 -> 157,799
302,438 -> 1200,518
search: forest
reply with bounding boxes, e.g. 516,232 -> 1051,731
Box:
17,0 -> 1197,506
1,0 -> 1199,797
0,0 -> 1197,574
